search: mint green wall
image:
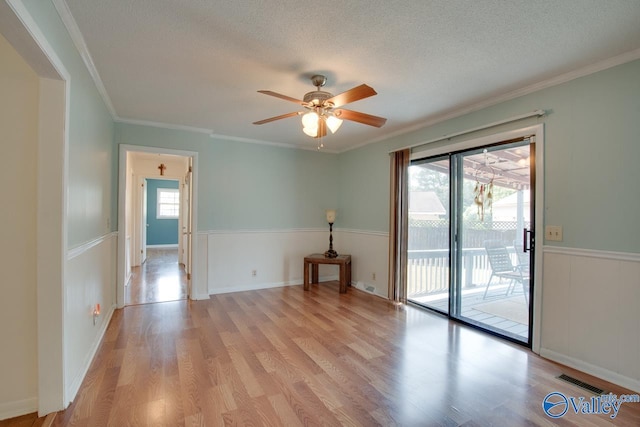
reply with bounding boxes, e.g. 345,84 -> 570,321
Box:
337,141 -> 390,232
115,124 -> 339,231
337,60 -> 640,253
23,0 -> 115,247
23,1 -> 639,253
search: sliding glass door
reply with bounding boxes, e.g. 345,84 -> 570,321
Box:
407,156 -> 450,313
408,139 -> 534,345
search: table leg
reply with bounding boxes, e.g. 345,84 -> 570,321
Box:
339,263 -> 347,293
303,261 -> 309,291
347,261 -> 352,287
311,264 -> 319,284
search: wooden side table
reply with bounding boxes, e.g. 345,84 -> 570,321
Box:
303,253 -> 352,293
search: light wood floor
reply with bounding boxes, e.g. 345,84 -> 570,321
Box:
0,413 -> 50,427
125,248 -> 188,305
50,282 -> 640,426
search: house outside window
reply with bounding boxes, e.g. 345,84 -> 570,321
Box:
157,188 -> 179,219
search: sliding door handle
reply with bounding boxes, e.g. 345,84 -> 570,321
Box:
523,228 -> 532,252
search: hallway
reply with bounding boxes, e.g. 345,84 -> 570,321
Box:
125,248 -> 188,305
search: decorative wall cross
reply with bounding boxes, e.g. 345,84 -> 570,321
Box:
158,163 -> 166,176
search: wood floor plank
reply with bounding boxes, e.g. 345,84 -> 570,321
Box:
311,372 -> 382,426
291,335 -> 390,416
0,413 -> 39,427
48,281 -> 640,426
267,393 -> 304,426
226,345 -> 265,398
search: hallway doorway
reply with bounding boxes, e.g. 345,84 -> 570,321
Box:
117,145 -> 198,307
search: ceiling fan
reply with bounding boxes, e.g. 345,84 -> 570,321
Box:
253,74 -> 387,138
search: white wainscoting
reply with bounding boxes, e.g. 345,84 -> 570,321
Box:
65,232 -> 117,403
197,228 -> 390,298
336,229 -> 389,299
202,229 -> 331,294
540,247 -> 640,393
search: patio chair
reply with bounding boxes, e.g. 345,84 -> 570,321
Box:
483,240 -> 527,301
512,240 -> 530,276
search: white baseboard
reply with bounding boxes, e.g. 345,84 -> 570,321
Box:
209,275 -> 338,296
66,304 -> 116,405
0,397 -> 38,421
540,348 -> 640,393
146,244 -> 178,249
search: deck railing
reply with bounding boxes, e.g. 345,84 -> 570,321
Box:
407,248 -> 496,297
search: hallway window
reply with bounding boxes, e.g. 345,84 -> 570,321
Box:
157,188 -> 180,219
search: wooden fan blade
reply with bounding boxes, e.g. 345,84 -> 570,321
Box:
253,111 -> 301,125
334,109 -> 387,127
257,90 -> 305,105
326,84 -> 377,108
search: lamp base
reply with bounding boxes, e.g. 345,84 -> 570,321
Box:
324,249 -> 338,258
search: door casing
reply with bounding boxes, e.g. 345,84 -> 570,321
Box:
117,144 -> 202,308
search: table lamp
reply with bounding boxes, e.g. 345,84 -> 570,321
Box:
324,209 -> 338,258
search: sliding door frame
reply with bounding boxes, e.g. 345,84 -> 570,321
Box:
410,124 -> 544,353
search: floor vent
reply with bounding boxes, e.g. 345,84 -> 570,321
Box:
557,374 -> 606,395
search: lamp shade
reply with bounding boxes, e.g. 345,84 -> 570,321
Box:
303,126 -> 318,137
326,209 -> 336,223
302,112 -> 319,128
326,115 -> 343,134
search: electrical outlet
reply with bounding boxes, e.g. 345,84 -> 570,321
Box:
93,303 -> 100,326
545,225 -> 563,241
251,269 -> 257,277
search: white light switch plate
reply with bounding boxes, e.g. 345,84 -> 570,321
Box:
545,225 -> 563,241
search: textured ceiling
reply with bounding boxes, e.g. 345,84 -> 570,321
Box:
61,0 -> 640,152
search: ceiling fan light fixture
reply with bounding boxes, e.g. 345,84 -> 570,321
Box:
302,111 -> 319,128
326,115 -> 343,134
254,74 -> 386,142
303,125 -> 318,137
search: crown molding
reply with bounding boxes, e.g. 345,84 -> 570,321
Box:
52,0 -> 117,118
340,47 -> 640,154
115,117 -> 213,134
209,133 -> 339,154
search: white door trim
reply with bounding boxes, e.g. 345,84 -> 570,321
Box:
2,0 -> 72,414
117,144 -> 202,308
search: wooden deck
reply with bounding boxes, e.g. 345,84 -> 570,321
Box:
410,282 -> 530,341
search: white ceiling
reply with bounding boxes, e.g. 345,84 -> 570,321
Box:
59,0 -> 640,152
